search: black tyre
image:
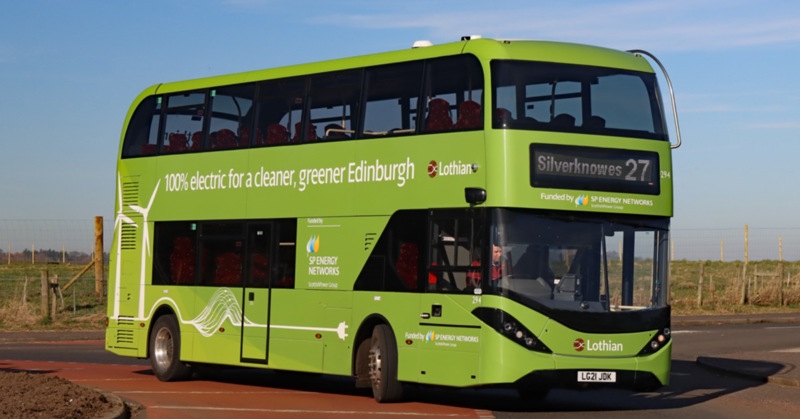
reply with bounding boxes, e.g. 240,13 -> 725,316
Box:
368,324 -> 403,403
149,314 -> 192,381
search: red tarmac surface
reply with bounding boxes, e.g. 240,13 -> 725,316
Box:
4,313 -> 800,418
3,345 -> 493,418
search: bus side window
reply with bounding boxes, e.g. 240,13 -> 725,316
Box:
307,70 -> 359,141
208,83 -> 254,149
214,249 -> 243,286
428,210 -> 484,294
170,236 -> 196,285
163,92 -> 206,154
272,220 -> 296,288
199,222 -> 244,286
122,96 -> 161,158
395,242 -> 419,291
424,55 -> 484,133
255,78 -> 305,147
354,210 -> 425,292
362,62 -> 422,137
424,98 -> 453,132
152,221 -> 197,285
292,121 -> 318,142
264,123 -> 288,145
454,100 -> 482,130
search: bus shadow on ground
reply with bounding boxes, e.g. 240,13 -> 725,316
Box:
407,359 -> 781,413
131,358 -> 778,412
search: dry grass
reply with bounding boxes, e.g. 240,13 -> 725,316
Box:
2,261 -> 800,330
0,263 -> 106,331
670,260 -> 800,315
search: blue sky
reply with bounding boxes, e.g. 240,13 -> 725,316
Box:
1,0 -> 799,236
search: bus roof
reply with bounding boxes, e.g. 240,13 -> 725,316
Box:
147,38 -> 655,96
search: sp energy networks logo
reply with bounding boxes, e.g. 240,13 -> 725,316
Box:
306,235 -> 320,253
575,195 -> 590,207
404,331 -> 479,348
574,337 -> 624,352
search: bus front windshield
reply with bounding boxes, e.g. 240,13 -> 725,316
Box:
492,60 -> 668,141
486,209 -> 669,313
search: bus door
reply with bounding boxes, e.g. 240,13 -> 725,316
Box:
416,211 -> 483,386
240,223 -> 273,363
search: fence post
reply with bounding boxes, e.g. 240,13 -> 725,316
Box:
779,262 -> 785,306
740,225 -> 749,305
40,269 -> 49,319
50,275 -> 58,321
697,261 -> 705,307
94,216 -> 104,296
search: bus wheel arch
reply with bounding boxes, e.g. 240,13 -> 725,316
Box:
148,310 -> 192,382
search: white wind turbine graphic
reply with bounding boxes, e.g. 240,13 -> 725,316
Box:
112,174 -> 137,319
129,179 -> 159,320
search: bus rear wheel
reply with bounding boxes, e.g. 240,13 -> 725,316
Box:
368,324 -> 403,403
149,314 -> 192,381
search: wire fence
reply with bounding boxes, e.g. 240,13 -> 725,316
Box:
0,219 -> 112,265
672,226 -> 800,262
0,219 -> 798,263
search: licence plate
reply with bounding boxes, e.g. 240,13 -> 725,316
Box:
577,371 -> 616,382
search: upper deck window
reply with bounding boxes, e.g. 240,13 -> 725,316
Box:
163,92 -> 207,153
492,60 -> 667,141
121,54 -> 486,159
208,84 -> 255,150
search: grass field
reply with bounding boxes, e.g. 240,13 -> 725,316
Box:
1,260 -> 799,331
0,263 -> 107,331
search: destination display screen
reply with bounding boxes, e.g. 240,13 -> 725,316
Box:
530,144 -> 660,195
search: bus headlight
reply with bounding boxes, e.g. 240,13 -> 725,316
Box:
473,308 -> 551,353
638,327 -> 671,356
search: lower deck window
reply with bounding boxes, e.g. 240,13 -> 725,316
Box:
152,219 -> 296,288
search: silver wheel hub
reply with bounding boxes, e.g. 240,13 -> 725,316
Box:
153,327 -> 174,371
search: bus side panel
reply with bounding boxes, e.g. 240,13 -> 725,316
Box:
634,341 -> 672,386
182,287 -> 241,366
321,305 -> 354,376
414,294 -> 482,387
268,289 -> 332,372
352,293 -> 421,383
105,290 -> 143,358
267,290 -> 353,374
476,297 -> 556,385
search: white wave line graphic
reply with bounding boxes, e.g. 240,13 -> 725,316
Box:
190,288 -> 245,337
147,290 -> 348,340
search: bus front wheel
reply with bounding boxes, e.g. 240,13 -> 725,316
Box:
368,324 -> 403,403
149,314 -> 192,381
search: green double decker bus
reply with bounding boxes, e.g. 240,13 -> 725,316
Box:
106,37 -> 680,402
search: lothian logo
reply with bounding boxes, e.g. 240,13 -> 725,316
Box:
427,160 -> 438,178
574,337 -> 624,352
573,338 -> 585,351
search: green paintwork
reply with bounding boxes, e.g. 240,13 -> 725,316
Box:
106,38 -> 673,391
